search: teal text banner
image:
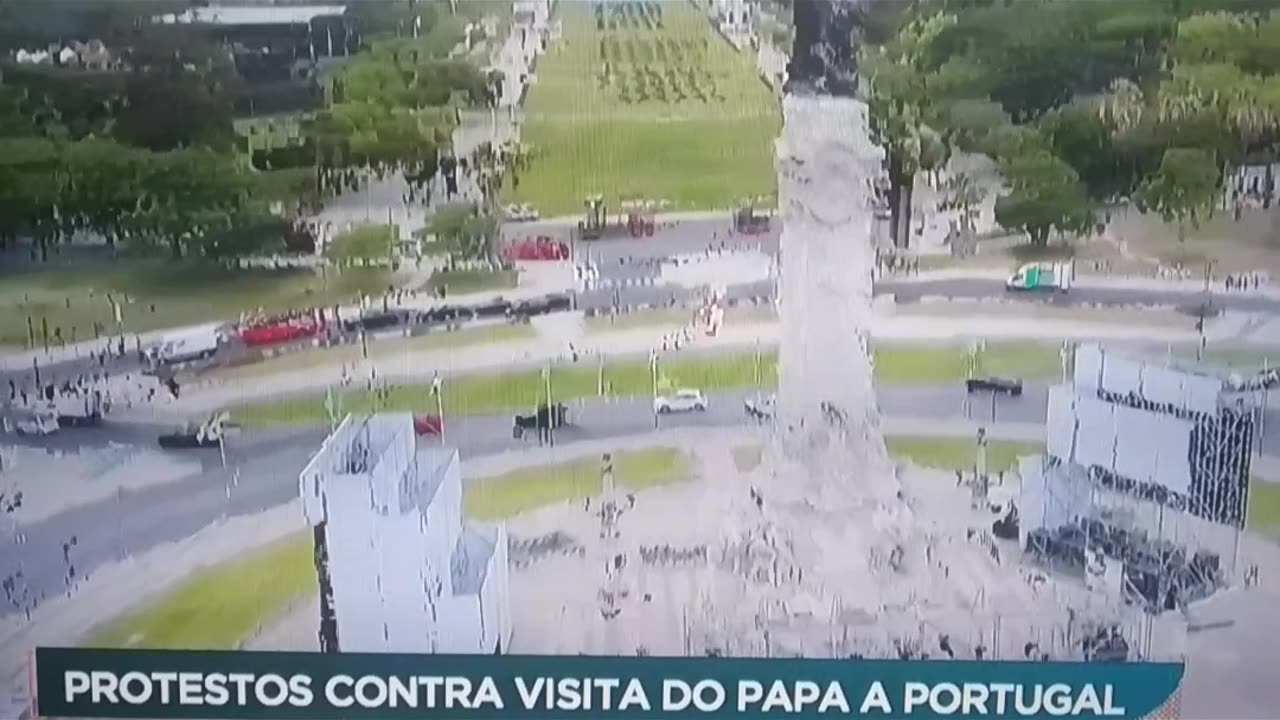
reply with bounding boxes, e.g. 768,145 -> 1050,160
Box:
35,648 -> 1184,720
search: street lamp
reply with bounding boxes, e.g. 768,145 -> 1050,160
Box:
542,363 -> 555,447
650,349 -> 659,430
433,375 -> 445,445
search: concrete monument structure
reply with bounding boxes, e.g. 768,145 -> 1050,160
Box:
299,414 -> 511,654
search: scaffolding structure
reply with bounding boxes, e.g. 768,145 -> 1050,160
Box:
1022,345 -> 1259,627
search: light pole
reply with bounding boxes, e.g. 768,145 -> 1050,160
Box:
650,349 -> 659,430
433,377 -> 445,445
543,363 -> 554,447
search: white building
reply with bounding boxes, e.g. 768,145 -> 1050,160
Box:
300,414 -> 511,654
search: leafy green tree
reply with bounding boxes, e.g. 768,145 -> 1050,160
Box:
0,136 -> 65,259
1136,147 -> 1222,243
863,12 -> 956,249
994,149 -> 1094,246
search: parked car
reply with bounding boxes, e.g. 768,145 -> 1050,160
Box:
504,203 -> 540,222
654,389 -> 707,414
965,377 -> 1023,396
343,310 -> 406,333
12,409 -> 58,436
510,294 -> 573,318
413,414 -> 443,436
157,412 -> 232,449
474,300 -> 511,319
417,306 -> 466,326
513,403 -> 569,439
744,394 -> 774,421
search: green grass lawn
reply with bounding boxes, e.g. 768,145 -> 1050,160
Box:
231,342 -> 1067,427
423,267 -> 518,294
0,263 -> 391,348
466,447 -> 690,520
885,437 -> 1043,474
234,351 -> 776,427
1248,478 -> 1280,539
326,223 -> 398,261
83,532 -> 316,650
874,341 -> 1062,384
209,323 -> 537,381
507,1 -> 779,215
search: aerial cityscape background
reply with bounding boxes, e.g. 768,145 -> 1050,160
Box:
1,0 -> 1279,719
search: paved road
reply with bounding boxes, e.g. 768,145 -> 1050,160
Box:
880,278 -> 1280,314
3,382 -> 1279,622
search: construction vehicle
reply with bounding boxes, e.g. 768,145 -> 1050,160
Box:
1006,261 -> 1074,293
577,194 -> 607,241
734,198 -> 773,235
622,199 -> 656,238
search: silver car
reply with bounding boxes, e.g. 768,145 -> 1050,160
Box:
654,389 -> 707,414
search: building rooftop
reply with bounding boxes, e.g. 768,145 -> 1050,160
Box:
156,4 -> 348,26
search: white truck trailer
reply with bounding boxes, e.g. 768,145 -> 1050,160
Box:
151,324 -> 223,365
1006,261 -> 1074,293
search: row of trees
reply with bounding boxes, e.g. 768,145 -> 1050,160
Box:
0,0 -> 506,261
864,0 -> 1280,248
0,137 -> 281,261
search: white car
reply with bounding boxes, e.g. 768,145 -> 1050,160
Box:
654,389 -> 707,414
13,411 -> 58,436
504,203 -> 540,222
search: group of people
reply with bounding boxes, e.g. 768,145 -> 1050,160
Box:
639,544 -> 707,567
1224,272 -> 1269,291
5,370 -> 167,416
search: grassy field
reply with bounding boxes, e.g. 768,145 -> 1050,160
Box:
326,223 -> 398,261
508,1 -> 779,215
874,341 -> 1062,384
1249,480 -> 1280,539
885,437 -> 1043,474
466,447 -> 690,520
207,324 -> 537,381
0,263 -> 391,348
83,533 -> 316,650
233,351 -> 775,427
231,342 -> 1067,427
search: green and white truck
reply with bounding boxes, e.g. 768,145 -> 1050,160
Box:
1006,261 -> 1074,293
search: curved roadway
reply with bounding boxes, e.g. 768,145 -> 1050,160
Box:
2,383 -> 1278,622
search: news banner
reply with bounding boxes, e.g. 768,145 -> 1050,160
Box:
34,648 -> 1183,720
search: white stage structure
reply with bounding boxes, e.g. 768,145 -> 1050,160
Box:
299,414 -> 511,654
1022,344 -> 1258,615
